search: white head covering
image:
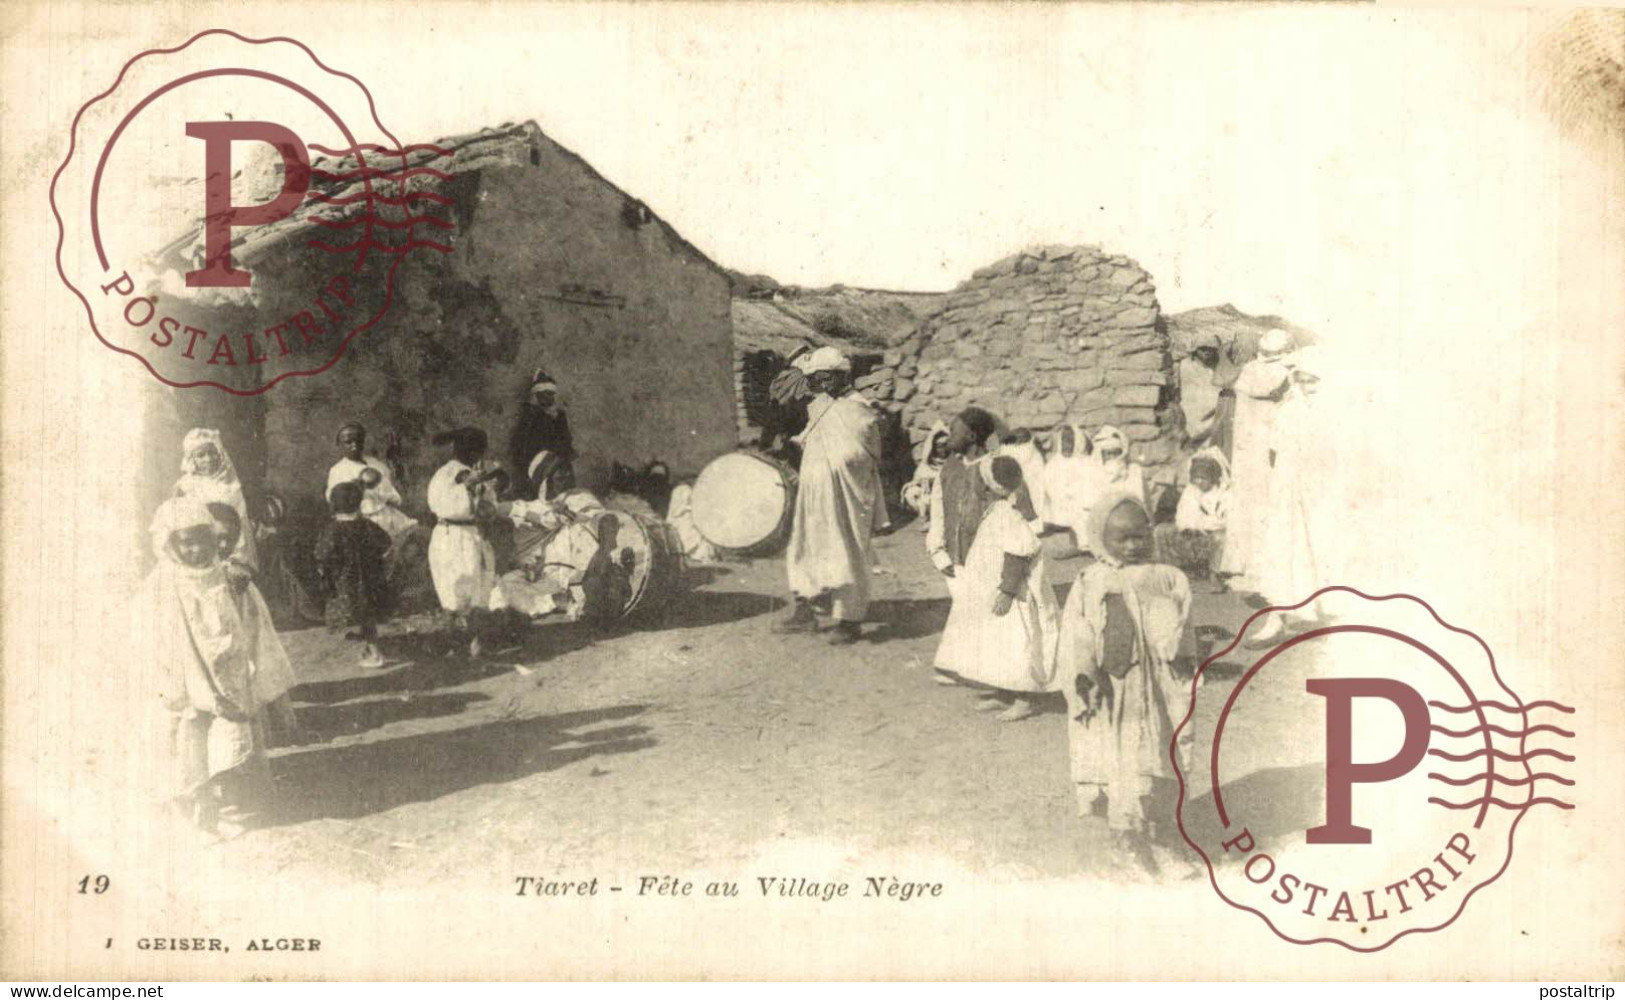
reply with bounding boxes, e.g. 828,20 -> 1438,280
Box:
175,427 -> 257,568
1092,425 -> 1129,458
1085,491 -> 1148,569
530,368 -> 559,394
802,346 -> 852,374
1055,423 -> 1091,459
916,420 -> 951,466
980,453 -> 1021,498
148,496 -> 216,563
179,428 -> 239,485
1259,328 -> 1295,357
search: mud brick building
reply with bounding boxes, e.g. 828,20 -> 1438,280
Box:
142,121 -> 736,523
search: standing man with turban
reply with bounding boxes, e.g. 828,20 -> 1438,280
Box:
509,370 -> 575,500
774,347 -> 886,645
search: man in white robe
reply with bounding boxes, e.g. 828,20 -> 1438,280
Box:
775,347 -> 886,645
1218,328 -> 1295,589
1247,346 -> 1329,644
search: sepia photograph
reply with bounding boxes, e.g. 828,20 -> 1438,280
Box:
2,0 -> 1623,983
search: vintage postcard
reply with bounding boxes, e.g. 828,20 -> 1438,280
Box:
2,1 -> 1622,982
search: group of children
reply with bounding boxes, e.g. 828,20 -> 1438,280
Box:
142,431 -> 300,840
908,420 -> 1233,584
914,408 -> 1218,859
141,406 -> 1241,856
143,421 -> 640,840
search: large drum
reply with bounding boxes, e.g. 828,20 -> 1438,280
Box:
503,507 -> 682,620
607,510 -> 684,617
690,451 -> 798,556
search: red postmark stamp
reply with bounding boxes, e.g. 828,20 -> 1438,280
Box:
1174,586 -> 1576,951
50,29 -> 454,394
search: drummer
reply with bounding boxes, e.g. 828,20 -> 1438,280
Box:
492,451 -> 627,620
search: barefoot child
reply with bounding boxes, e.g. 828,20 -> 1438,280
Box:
1059,492 -> 1194,855
315,482 -> 393,669
132,498 -> 298,838
932,455 -> 1061,722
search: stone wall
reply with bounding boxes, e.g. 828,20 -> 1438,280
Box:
900,245 -> 1182,470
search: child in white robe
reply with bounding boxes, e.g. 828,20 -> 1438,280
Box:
932,456 -> 1061,722
174,428 -> 258,570
1090,426 -> 1147,507
1059,492 -> 1194,856
132,498 -> 298,839
427,428 -> 501,656
1154,449 -> 1231,587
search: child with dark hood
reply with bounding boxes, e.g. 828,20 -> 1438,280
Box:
315,481 -> 393,669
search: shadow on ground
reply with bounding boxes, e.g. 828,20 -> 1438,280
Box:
292,691 -> 492,742
267,704 -> 655,825
864,597 -> 951,643
641,589 -> 785,631
1180,762 -> 1326,850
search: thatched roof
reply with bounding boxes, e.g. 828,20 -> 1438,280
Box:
730,283 -> 945,358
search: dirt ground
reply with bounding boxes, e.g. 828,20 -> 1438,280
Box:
218,524 -> 1278,889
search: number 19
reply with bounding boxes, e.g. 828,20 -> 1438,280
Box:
77,875 -> 110,895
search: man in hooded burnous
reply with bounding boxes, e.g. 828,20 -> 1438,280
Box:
509,369 -> 575,500
774,347 -> 886,645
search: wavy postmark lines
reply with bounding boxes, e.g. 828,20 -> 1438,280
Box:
50,29 -> 456,394
1173,587 -> 1575,951
1426,698 -> 1575,813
